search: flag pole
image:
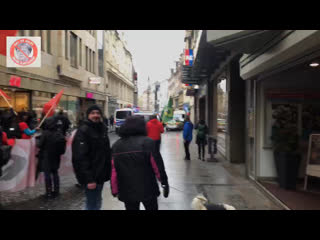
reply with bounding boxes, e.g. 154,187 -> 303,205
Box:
0,90 -> 17,115
38,103 -> 56,128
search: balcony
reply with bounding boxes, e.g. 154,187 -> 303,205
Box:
207,30 -> 283,54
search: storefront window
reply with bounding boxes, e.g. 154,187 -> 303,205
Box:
0,89 -> 30,113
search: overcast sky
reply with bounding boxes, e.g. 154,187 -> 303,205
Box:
119,30 -> 186,94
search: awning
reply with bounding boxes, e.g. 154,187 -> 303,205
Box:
207,30 -> 283,54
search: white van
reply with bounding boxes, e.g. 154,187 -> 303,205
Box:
114,108 -> 134,133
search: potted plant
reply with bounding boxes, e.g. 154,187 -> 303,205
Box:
271,122 -> 301,190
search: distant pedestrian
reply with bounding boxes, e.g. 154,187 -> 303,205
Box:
72,105 -> 111,210
183,116 -> 193,160
36,117 -> 66,199
195,120 -> 208,161
103,115 -> 109,132
146,114 -> 164,152
111,116 -> 169,210
110,115 -> 114,131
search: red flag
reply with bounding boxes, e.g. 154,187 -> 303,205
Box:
0,89 -> 11,100
43,89 -> 64,117
9,76 -> 21,87
0,30 -> 18,56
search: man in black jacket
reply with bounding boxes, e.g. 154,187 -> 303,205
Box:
55,109 -> 71,136
72,105 -> 111,210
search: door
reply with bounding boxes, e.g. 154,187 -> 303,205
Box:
246,80 -> 256,179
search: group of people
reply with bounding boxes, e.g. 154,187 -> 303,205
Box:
183,116 -> 209,161
0,108 -> 71,197
1,103 -> 209,210
72,105 -> 169,210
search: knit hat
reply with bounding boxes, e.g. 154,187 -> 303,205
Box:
86,105 -> 103,118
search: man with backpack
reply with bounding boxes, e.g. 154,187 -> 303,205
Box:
195,120 -> 209,161
36,117 -> 66,199
55,109 -> 71,136
72,105 -> 111,210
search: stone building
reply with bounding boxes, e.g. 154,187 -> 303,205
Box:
0,30 -> 107,126
104,30 -> 134,116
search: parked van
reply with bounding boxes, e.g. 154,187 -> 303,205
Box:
114,108 -> 134,133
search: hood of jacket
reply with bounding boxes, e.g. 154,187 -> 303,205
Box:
149,118 -> 159,125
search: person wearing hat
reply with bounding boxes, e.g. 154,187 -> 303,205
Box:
72,105 -> 111,210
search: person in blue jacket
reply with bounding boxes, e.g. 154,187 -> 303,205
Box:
183,116 -> 193,160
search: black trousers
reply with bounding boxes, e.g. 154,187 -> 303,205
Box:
198,143 -> 205,159
124,198 -> 158,210
155,139 -> 161,153
44,170 -> 59,194
184,141 -> 191,160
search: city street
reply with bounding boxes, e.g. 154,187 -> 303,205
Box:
1,130 -> 281,210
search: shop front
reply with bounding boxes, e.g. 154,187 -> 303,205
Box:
251,57 -> 320,209
0,86 -> 31,113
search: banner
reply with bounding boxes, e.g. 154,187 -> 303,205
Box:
0,130 -> 76,192
161,98 -> 173,124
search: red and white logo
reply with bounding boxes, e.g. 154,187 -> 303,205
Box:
7,37 -> 41,68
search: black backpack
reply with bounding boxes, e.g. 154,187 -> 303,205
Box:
52,131 -> 66,156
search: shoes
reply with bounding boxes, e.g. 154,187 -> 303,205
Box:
43,193 -> 53,201
202,158 -> 205,162
51,191 -> 60,198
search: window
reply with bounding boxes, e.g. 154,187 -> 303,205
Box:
79,38 -> 82,66
92,51 -> 95,73
85,46 -> 89,71
65,30 -> 68,59
70,32 -> 77,68
40,30 -> 44,51
89,49 -> 92,72
46,30 -> 51,54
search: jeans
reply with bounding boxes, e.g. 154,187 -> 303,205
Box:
198,143 -> 205,159
85,183 -> 104,210
184,141 -> 191,160
124,198 -> 158,210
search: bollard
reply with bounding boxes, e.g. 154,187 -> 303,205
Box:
207,135 -> 218,162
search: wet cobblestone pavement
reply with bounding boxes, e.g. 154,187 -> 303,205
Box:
0,131 -> 282,210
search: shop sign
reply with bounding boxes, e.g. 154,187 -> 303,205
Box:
9,75 -> 21,87
89,77 -> 102,84
7,37 -> 41,68
185,49 -> 193,66
266,90 -> 320,100
86,92 -> 94,99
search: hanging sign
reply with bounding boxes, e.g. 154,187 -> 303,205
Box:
185,49 -> 193,66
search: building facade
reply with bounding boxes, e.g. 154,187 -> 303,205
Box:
0,30 -> 108,126
104,30 -> 135,116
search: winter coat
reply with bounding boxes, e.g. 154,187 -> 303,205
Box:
55,114 -> 71,136
146,118 -> 164,141
36,118 -> 63,172
195,123 -> 208,145
111,135 -> 168,203
183,121 -> 194,142
72,120 -> 111,185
